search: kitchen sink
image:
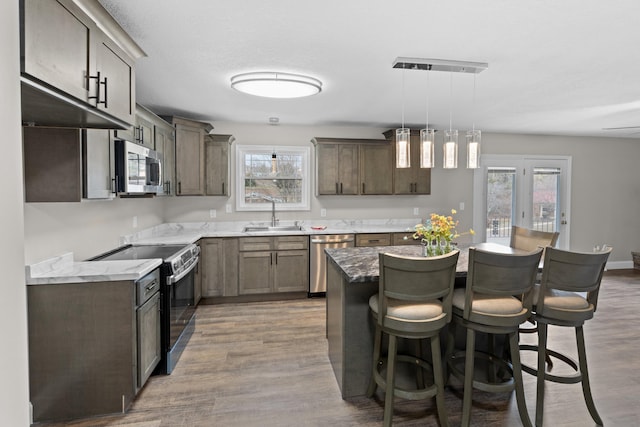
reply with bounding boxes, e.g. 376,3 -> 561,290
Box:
243,225 -> 304,232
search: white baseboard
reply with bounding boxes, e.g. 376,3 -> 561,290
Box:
606,260 -> 634,270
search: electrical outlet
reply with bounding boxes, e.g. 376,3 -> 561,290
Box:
209,209 -> 217,218
132,216 -> 138,228
320,208 -> 327,217
413,207 -> 420,216
225,204 -> 232,213
459,202 -> 465,211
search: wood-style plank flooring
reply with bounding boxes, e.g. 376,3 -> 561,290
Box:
34,270 -> 640,426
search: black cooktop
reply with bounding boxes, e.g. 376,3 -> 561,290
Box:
92,245 -> 187,261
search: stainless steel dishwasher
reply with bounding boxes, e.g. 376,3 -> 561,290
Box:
309,234 -> 355,296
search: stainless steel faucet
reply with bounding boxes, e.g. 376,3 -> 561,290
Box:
271,199 -> 277,226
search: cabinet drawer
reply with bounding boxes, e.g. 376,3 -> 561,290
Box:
239,237 -> 272,251
392,232 -> 421,245
275,236 -> 309,251
356,233 -> 391,247
136,269 -> 160,305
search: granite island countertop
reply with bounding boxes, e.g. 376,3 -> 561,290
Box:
325,245 -> 470,283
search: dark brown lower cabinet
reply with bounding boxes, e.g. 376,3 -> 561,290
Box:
28,270 -> 160,422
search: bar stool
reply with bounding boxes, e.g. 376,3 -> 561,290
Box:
510,226 -> 559,253
520,246 -> 612,426
367,250 -> 459,427
446,246 -> 543,427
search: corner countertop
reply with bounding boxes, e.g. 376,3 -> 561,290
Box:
121,219 -> 420,245
26,219 -> 423,285
26,253 -> 162,285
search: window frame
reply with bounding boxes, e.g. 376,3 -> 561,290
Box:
235,144 -> 311,212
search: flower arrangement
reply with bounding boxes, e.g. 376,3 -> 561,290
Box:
412,209 -> 474,256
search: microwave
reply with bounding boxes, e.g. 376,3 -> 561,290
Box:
114,140 -> 163,195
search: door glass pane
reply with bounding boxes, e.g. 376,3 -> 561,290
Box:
486,167 -> 516,245
532,167 -> 560,233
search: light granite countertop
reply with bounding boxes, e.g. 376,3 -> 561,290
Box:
27,219 -> 422,285
26,253 -> 163,285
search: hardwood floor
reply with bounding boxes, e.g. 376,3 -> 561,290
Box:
35,270 -> 640,427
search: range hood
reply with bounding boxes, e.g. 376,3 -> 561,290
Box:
20,76 -> 131,130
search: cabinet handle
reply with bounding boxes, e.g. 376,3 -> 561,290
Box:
362,183 -> 365,194
87,71 -> 102,107
222,182 -> 225,194
139,125 -> 144,143
145,281 -> 157,292
340,183 -> 343,194
274,252 -> 278,265
335,183 -> 339,194
178,181 -> 181,194
101,76 -> 108,108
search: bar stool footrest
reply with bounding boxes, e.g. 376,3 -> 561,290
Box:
520,344 -> 582,384
448,349 -> 515,393
373,354 -> 439,400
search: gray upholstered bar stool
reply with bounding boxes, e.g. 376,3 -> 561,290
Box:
367,250 -> 459,427
446,247 -> 543,427
520,246 -> 612,426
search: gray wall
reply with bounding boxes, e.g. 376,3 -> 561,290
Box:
2,1 -> 30,425
23,123 -> 640,266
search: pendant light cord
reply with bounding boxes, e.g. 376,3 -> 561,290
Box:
472,73 -> 476,132
401,65 -> 406,129
449,72 -> 453,132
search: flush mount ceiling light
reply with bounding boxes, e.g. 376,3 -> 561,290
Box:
230,72 -> 322,98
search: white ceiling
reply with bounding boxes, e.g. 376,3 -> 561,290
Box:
99,0 -> 640,138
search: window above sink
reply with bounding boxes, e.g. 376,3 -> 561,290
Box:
235,145 -> 310,212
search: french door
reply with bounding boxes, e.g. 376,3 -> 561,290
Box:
473,155 -> 571,249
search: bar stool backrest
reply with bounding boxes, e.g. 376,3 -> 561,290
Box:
537,247 -> 612,315
378,250 -> 459,325
510,226 -> 559,252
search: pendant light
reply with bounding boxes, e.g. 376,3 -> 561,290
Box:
420,68 -> 435,168
443,72 -> 458,169
271,150 -> 277,174
396,65 -> 411,168
466,74 -> 481,169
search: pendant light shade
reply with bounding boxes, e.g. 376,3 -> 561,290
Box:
419,128 -> 435,168
466,130 -> 481,169
395,128 -> 411,168
443,129 -> 458,169
271,152 -> 277,174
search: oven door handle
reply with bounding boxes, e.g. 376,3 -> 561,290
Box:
167,256 -> 199,285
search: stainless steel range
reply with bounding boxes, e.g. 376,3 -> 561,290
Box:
91,243 -> 200,374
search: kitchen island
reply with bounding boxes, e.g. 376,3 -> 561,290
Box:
325,244 -> 471,399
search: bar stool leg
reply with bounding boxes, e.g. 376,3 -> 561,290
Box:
383,334 -> 398,427
576,326 -> 603,426
431,334 -> 450,427
535,323 -> 548,427
509,331 -> 533,427
367,324 -> 382,397
461,328 -> 476,427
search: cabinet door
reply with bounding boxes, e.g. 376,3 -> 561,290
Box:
337,144 -> 359,195
274,249 -> 309,292
155,123 -> 175,196
82,129 -> 114,199
23,127 -> 82,203
93,35 -> 134,124
22,0 -> 91,102
136,115 -> 155,149
136,292 -> 161,389
205,137 -> 229,196
200,239 -> 225,297
360,144 -> 392,195
316,144 -> 340,195
175,123 -> 205,195
392,133 -> 431,195
238,251 -> 273,294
